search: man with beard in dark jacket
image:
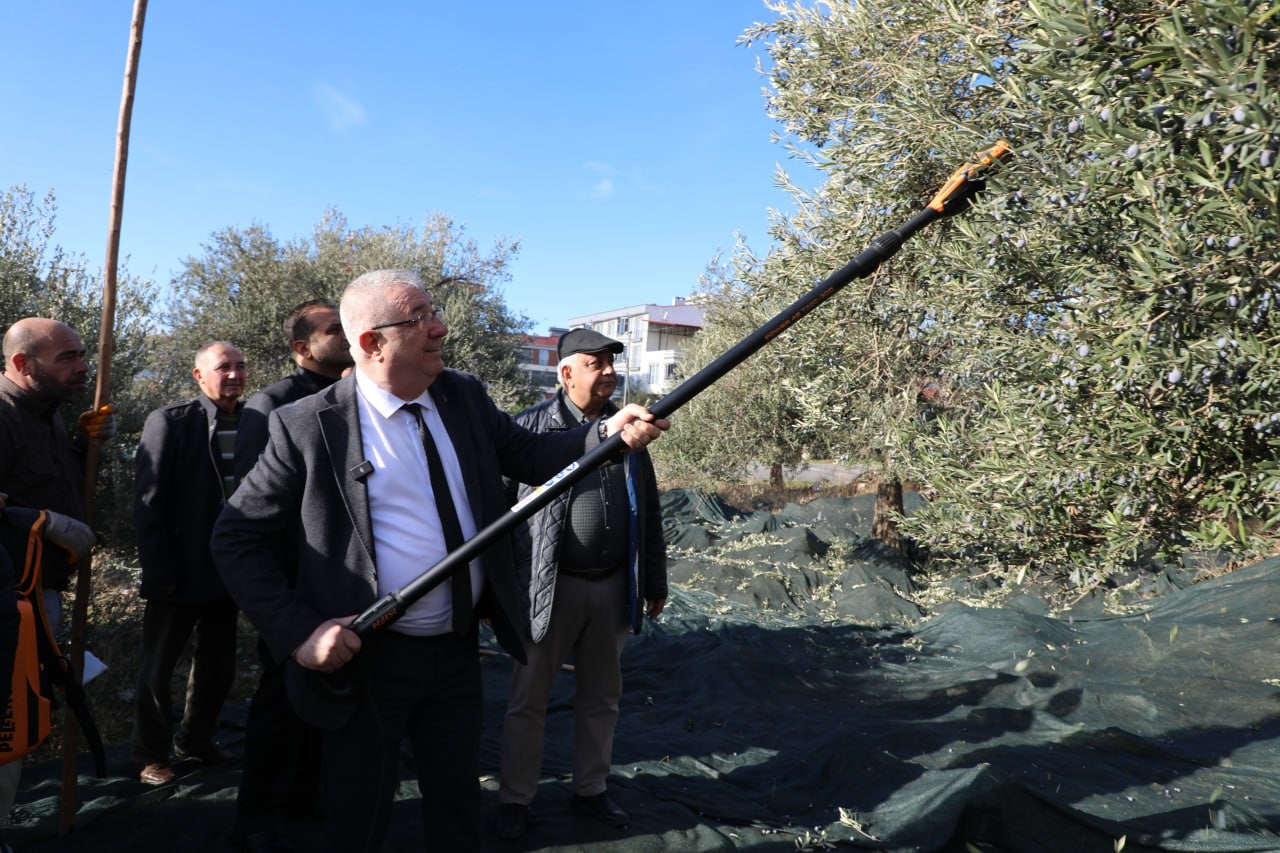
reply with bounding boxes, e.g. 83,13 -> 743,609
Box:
0,318 -> 112,826
496,328 -> 668,840
234,298 -> 352,481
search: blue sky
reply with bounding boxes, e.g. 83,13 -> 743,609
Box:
1,1 -> 805,332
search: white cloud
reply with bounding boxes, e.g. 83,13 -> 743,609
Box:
588,178 -> 615,199
577,160 -> 660,199
312,83 -> 366,132
580,161 -> 619,199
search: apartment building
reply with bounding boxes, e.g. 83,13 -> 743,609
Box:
565,298 -> 706,402
516,328 -> 567,396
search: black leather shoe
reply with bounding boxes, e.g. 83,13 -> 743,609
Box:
175,742 -> 236,765
494,803 -> 530,840
571,792 -> 629,826
227,829 -> 293,852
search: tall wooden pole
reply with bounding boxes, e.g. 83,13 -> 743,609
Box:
59,0 -> 148,833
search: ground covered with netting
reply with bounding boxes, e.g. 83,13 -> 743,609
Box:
8,490 -> 1279,851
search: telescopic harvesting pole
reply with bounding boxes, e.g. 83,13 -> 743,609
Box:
348,140 -> 1011,639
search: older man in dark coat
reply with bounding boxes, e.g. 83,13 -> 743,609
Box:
131,341 -> 246,785
495,328 -> 668,839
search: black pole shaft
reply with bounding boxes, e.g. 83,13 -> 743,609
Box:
348,204 -> 941,637
649,206 -> 937,419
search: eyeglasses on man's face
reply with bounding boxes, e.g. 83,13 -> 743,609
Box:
370,307 -> 445,331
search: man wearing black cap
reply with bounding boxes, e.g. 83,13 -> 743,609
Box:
495,328 -> 668,840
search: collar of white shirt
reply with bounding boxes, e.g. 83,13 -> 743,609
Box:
353,367 -> 433,418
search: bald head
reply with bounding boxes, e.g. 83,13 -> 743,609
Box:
193,341 -> 247,413
4,318 -> 74,363
2,318 -> 89,403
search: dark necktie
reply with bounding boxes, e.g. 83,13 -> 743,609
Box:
404,403 -> 473,635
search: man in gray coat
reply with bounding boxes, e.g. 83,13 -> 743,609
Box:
211,270 -> 668,852
496,328 -> 668,840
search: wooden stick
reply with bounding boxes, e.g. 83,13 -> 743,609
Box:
59,0 -> 148,834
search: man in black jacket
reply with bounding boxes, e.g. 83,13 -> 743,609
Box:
131,341 -> 246,785
229,299 -> 350,851
496,328 -> 668,840
234,298 -> 352,481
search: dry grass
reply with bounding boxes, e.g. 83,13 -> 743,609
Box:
661,471 -> 882,513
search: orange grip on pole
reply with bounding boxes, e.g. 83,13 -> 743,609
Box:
928,140 -> 1012,213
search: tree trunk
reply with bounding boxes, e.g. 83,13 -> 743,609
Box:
769,462 -> 785,491
872,478 -> 906,555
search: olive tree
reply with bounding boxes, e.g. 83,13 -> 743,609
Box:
669,0 -> 1003,543
741,0 -> 1280,586
156,209 -> 535,411
905,0 -> 1280,582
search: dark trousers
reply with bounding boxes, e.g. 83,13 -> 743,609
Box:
320,629 -> 482,853
130,597 -> 238,766
234,637 -> 323,834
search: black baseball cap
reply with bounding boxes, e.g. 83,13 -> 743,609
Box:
557,328 -> 624,360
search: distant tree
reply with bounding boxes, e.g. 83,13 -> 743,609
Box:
156,209 -> 536,411
655,253 -> 820,491
0,192 -> 538,545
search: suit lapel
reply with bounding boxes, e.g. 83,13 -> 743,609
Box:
318,377 -> 377,574
430,377 -> 483,521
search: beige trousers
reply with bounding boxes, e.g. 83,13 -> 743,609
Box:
499,569 -> 630,804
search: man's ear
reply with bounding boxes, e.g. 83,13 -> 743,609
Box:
290,338 -> 310,361
357,329 -> 382,360
9,352 -> 28,375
